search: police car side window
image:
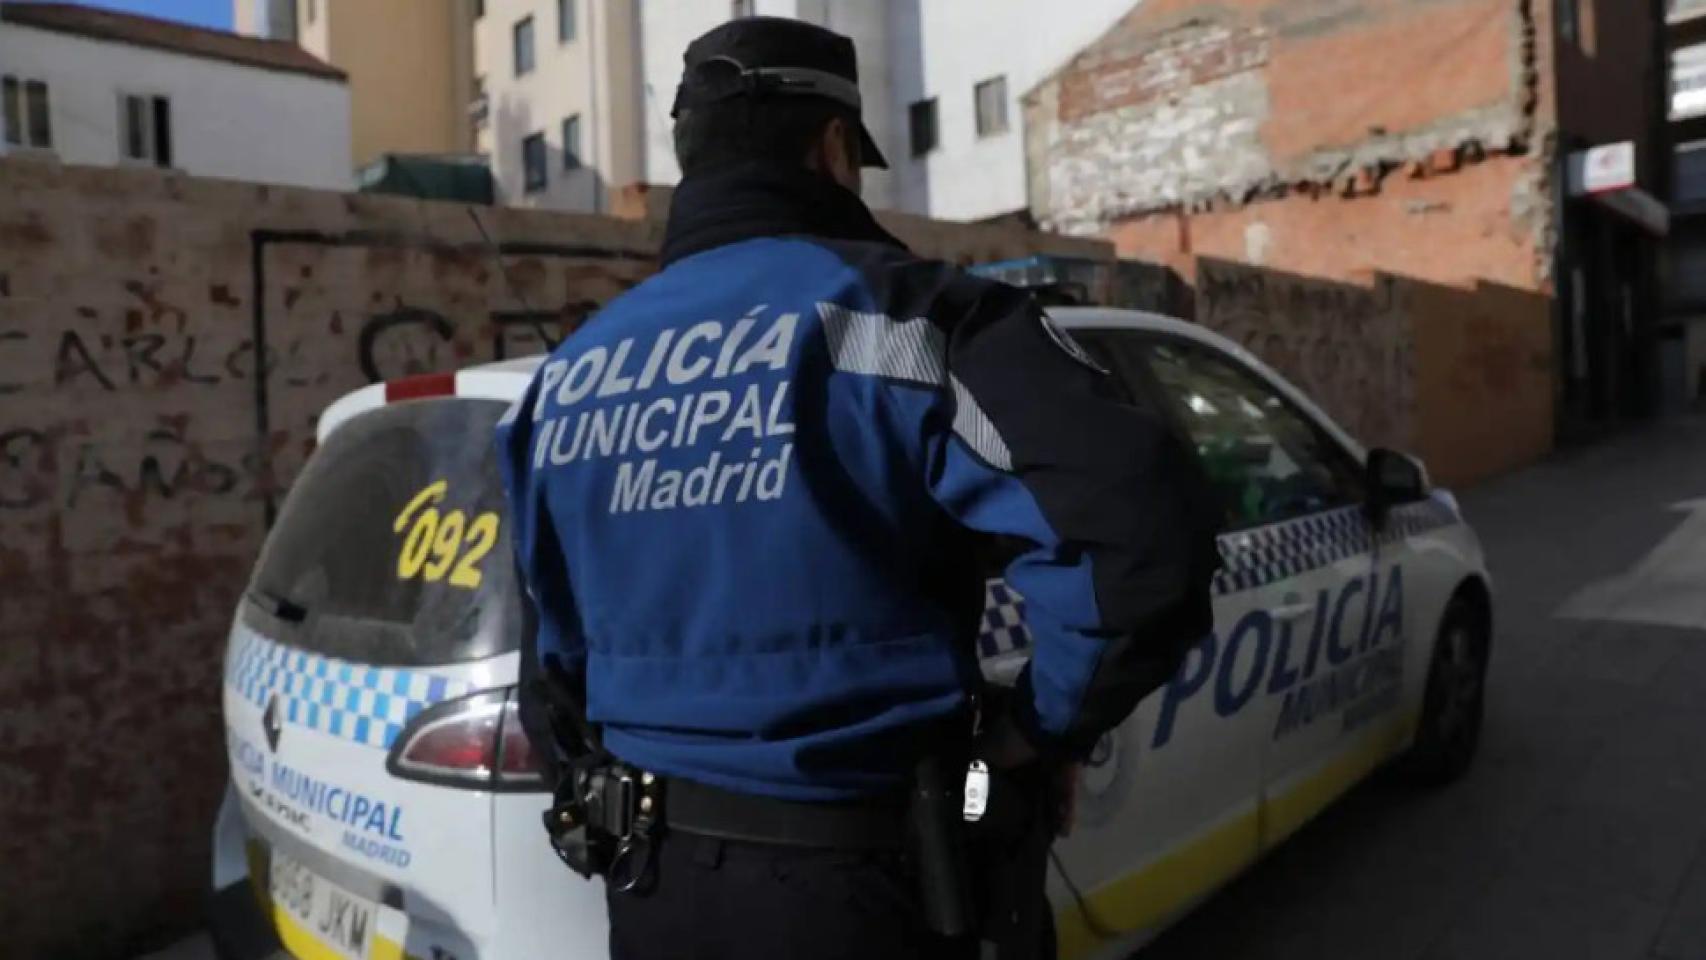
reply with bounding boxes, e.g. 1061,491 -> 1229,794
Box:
1142,339 -> 1365,531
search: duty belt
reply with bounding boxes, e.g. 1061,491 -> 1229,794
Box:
665,776 -> 908,850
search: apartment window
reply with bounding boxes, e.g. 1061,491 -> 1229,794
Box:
514,16 -> 536,76
974,76 -> 1009,137
732,0 -> 754,17
474,0 -> 484,18
306,0 -> 316,23
562,115 -> 582,170
909,97 -> 938,157
558,0 -> 576,42
1559,0 -> 1579,43
120,93 -> 172,167
523,132 -> 547,192
2,76 -> 52,149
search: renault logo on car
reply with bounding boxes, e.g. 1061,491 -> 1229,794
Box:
263,694 -> 282,753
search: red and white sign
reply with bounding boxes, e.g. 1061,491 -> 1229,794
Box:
1568,141 -> 1669,236
1580,142 -> 1636,195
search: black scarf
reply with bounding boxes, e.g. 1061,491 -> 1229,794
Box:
660,161 -> 908,267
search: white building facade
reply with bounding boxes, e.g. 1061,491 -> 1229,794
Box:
478,0 -> 1138,220
0,3 -> 351,191
884,0 -> 1136,220
474,0 -> 643,213
639,0 -> 1137,221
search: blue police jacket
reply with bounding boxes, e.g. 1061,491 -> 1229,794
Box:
496,162 -> 1217,801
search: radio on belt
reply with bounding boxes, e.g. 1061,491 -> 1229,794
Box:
962,760 -> 990,822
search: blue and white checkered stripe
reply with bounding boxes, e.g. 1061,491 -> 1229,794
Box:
1387,497 -> 1460,539
976,498 -> 1460,658
226,631 -> 474,751
1213,506 -> 1372,595
979,580 -> 1031,658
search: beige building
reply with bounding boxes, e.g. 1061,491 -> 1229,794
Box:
234,0 -> 476,171
474,0 -> 642,212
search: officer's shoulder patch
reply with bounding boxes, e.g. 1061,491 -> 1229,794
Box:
1038,312 -> 1109,375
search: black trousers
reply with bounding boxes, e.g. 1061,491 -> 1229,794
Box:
606,830 -> 980,960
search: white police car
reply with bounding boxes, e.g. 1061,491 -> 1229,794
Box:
210,308 -> 1491,960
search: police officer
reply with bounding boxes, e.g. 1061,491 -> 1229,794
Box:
496,16 -> 1219,960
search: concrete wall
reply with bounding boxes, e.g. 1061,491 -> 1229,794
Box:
1197,258 -> 1415,453
232,0 -> 297,41
479,0 -> 642,212
1408,279 -> 1557,486
0,23 -> 351,191
1195,258 -> 1555,486
300,0 -> 475,170
0,158 -> 1107,959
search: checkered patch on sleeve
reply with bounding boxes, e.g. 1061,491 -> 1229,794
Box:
225,631 -> 474,751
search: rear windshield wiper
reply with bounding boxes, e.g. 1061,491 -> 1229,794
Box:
245,588 -> 309,623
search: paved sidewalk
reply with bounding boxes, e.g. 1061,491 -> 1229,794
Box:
1141,414 -> 1706,960
137,932 -> 215,960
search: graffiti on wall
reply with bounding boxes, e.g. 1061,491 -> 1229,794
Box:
0,214 -> 654,959
250,232 -> 653,511
1195,258 -> 1413,450
0,233 -> 652,524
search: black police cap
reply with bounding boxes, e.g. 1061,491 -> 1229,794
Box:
671,17 -> 889,170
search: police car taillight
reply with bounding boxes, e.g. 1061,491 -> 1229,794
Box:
386,688 -> 545,791
384,372 -> 457,403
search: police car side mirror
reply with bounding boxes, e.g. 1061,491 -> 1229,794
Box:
1365,448 -> 1427,529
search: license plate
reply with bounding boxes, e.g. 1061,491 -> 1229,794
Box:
268,852 -> 382,960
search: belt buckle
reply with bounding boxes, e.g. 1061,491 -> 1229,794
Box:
609,769 -> 663,894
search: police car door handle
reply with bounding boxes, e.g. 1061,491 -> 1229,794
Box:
1270,602 -> 1314,622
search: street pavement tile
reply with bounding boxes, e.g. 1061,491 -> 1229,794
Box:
1543,623 -> 1696,689
1419,872 -> 1667,960
1498,799 -> 1703,904
1654,841 -> 1706,960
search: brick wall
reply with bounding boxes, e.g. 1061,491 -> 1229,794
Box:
0,160 -> 1107,959
1106,153 -> 1546,290
1025,0 -> 1555,291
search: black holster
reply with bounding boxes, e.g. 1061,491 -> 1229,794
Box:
904,714 -> 1060,956
541,754 -> 612,879
909,755 -> 976,938
966,763 -> 1057,960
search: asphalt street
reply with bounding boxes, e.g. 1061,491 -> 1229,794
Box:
1140,414 -> 1706,960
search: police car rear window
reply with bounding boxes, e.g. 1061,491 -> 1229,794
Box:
243,398 -> 522,667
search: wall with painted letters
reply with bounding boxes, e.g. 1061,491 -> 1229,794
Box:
0,159 -> 1109,959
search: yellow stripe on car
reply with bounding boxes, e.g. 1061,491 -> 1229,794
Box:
268,902 -> 407,960
245,840 -> 413,960
1055,710 -> 1419,960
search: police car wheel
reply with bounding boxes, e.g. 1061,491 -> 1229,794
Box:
1398,596 -> 1487,786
